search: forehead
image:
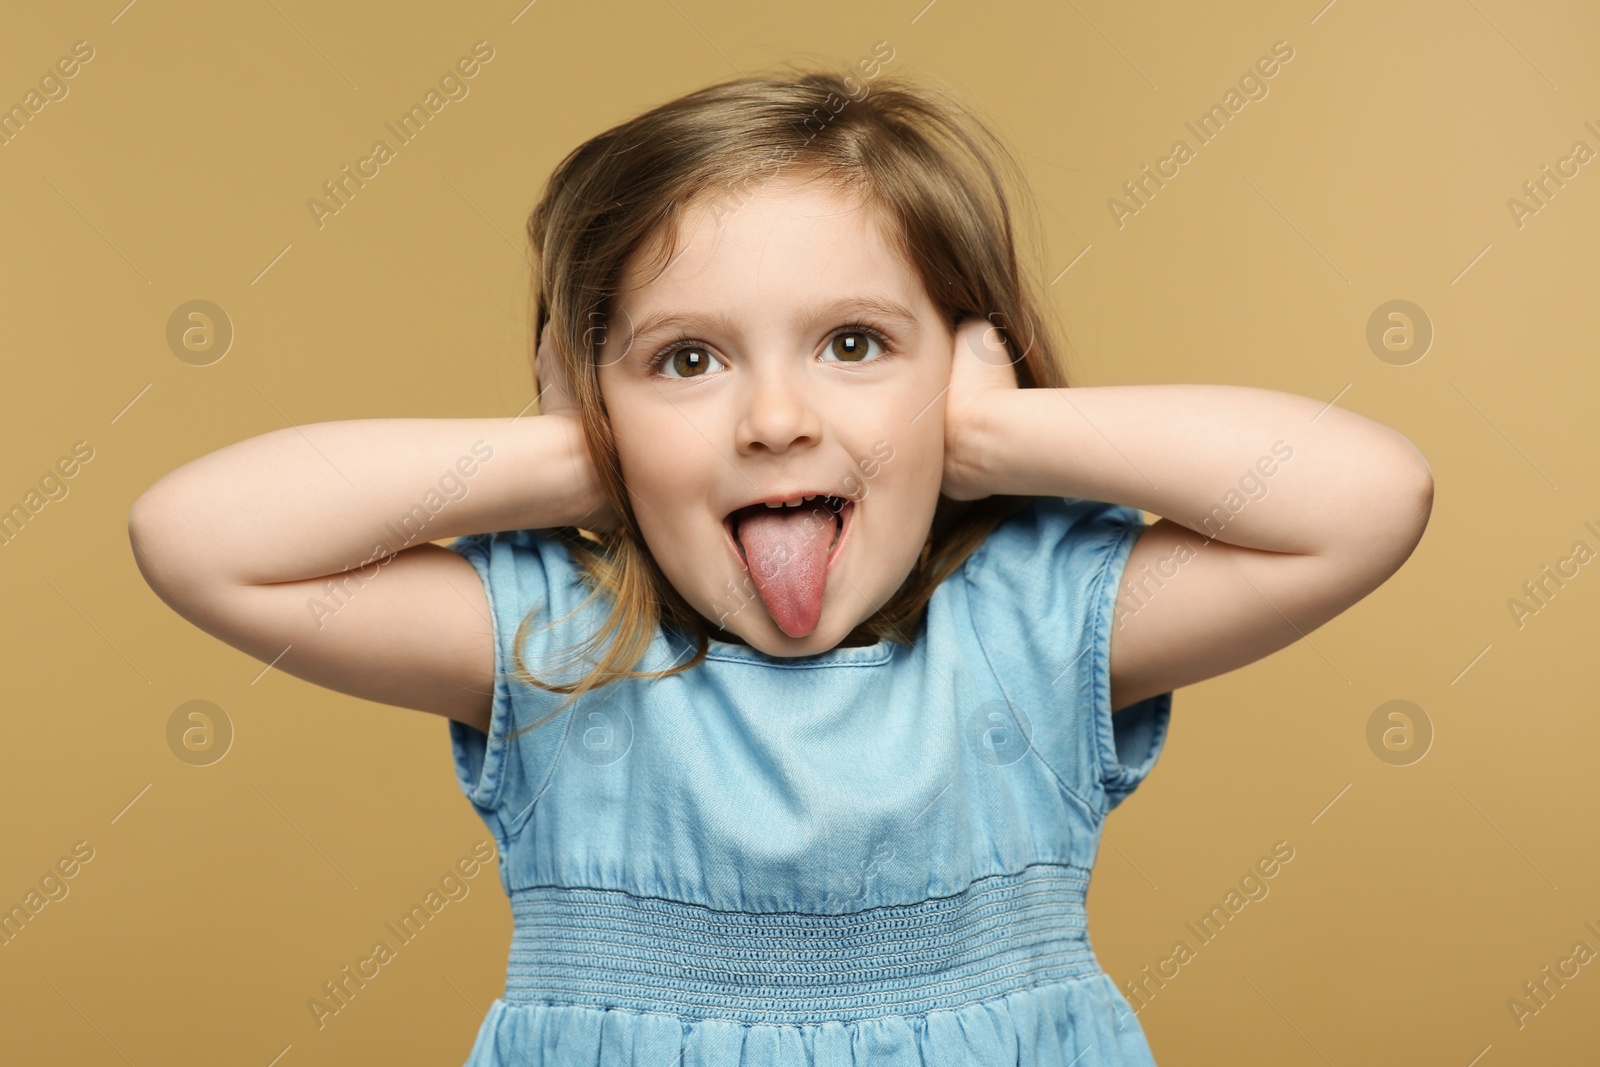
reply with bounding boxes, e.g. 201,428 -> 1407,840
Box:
612,177 -> 932,339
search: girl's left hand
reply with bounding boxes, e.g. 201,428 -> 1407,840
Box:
941,315 -> 1022,501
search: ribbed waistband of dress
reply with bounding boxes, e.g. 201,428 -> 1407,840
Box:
504,862 -> 1102,1024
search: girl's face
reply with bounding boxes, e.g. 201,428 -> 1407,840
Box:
597,175 -> 953,656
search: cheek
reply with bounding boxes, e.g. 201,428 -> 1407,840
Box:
602,393 -> 674,496
883,417 -> 945,488
618,420 -> 708,508
606,401 -> 719,558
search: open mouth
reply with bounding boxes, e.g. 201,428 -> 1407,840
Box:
721,494 -> 853,573
717,494 -> 856,638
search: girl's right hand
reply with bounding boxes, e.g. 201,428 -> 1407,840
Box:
535,320 -> 579,420
129,321 -> 623,737
535,320 -> 620,533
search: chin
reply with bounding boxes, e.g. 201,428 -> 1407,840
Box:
710,494 -> 856,644
721,613 -> 861,657
665,486 -> 930,654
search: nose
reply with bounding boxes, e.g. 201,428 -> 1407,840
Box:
734,361 -> 822,455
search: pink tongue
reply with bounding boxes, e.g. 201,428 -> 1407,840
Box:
735,505 -> 836,638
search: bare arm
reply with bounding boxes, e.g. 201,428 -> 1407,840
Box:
944,321 -> 1433,713
128,414 -> 609,731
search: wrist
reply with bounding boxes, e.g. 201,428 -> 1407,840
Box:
554,415 -> 615,531
945,391 -> 1007,501
961,389 -> 1087,500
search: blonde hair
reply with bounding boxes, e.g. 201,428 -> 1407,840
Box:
503,62 -> 1076,738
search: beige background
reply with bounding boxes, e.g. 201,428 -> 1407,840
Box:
3,0 -> 1597,1063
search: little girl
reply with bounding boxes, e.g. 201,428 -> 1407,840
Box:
129,67 -> 1433,1066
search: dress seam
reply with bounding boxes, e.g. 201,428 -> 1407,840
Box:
495,968 -> 1114,1027
499,858 -> 1092,908
959,513 -> 1103,826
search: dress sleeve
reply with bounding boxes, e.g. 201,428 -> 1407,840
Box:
446,529 -> 584,846
961,497 -> 1174,818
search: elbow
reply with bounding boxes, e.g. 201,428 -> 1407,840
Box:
126,488 -> 154,550
127,480 -> 194,602
1398,436 -> 1435,545
127,488 -> 169,595
1365,440 -> 1434,576
1413,455 -> 1435,538
127,478 -> 172,560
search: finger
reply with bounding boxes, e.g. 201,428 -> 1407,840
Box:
958,316 -> 1010,365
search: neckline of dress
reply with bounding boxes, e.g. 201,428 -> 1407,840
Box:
658,625 -> 898,668
701,635 -> 897,667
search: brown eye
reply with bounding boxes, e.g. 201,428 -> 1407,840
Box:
659,346 -> 723,378
826,330 -> 884,363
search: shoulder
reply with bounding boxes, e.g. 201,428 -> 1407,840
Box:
446,528 -> 598,657
448,528 -> 585,591
956,495 -> 1151,676
954,496 -> 1171,814
444,530 -> 600,831
963,496 -> 1148,582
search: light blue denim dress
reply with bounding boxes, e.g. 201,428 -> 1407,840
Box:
447,497 -> 1174,1066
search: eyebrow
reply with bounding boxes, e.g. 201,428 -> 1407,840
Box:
622,295 -> 923,353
